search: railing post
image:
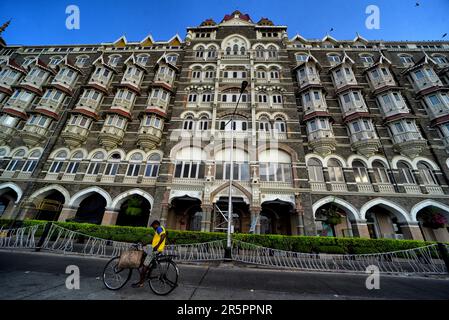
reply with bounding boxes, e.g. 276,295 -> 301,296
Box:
437,242 -> 449,274
35,222 -> 52,252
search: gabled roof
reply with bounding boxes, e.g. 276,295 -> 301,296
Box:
322,34 -> 338,44
31,58 -> 57,75
4,57 -> 27,74
140,35 -> 155,47
61,55 -> 83,74
353,33 -> 369,44
290,34 -> 309,43
167,34 -> 183,46
113,36 -> 127,48
155,53 -> 179,72
123,53 -> 148,72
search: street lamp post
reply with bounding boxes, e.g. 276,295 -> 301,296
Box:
224,80 -> 248,260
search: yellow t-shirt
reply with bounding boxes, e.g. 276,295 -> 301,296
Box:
152,226 -> 166,252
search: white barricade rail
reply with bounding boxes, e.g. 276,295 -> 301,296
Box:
0,224 -> 43,249
0,222 -> 448,275
165,240 -> 226,261
231,240 -> 447,274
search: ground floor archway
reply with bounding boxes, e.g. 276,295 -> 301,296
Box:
0,190 -> 18,219
260,200 -> 294,235
213,196 -> 250,233
416,205 -> 449,242
314,199 -> 357,238
33,190 -> 65,221
73,193 -> 106,224
116,195 -> 152,227
168,196 -> 203,231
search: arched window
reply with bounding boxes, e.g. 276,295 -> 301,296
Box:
258,116 -> 270,132
398,161 -> 416,184
360,54 -> 374,64
295,53 -> 308,62
327,159 -> 345,183
258,93 -> 268,103
183,116 -> 194,130
372,161 -> 390,184
256,46 -> 264,58
75,55 -> 89,67
433,54 -> 449,65
226,47 -> 231,55
269,68 -> 280,79
215,148 -> 249,181
144,154 -> 161,178
108,55 -> 121,66
417,162 -> 438,185
267,45 -> 277,58
204,67 -> 215,79
219,116 -> 247,131
188,92 -> 198,103
196,46 -> 205,58
5,149 -> 26,171
352,160 -> 370,184
66,151 -> 83,174
399,54 -> 414,65
22,150 -> 41,173
49,56 -> 62,66
307,158 -> 324,182
104,153 -> 121,176
207,47 -> 217,59
327,54 -> 341,63
136,54 -> 149,66
49,150 -> 68,173
240,46 -> 246,55
191,68 -> 202,79
256,68 -> 266,79
274,118 -> 286,133
198,116 -> 209,130
233,44 -> 239,55
259,149 -> 292,182
174,147 -> 206,179
86,151 -> 105,175
126,153 -> 143,177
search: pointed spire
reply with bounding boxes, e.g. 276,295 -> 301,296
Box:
0,20 -> 11,34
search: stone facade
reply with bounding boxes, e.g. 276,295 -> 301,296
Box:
1,11 -> 449,241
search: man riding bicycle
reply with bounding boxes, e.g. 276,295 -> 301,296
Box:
132,220 -> 166,288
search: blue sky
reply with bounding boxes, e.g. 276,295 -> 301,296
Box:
0,0 -> 448,45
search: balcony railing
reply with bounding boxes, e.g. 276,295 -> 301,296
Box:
329,182 -> 348,192
220,52 -> 250,60
370,74 -> 396,90
89,74 -> 111,88
302,99 -> 328,114
298,72 -> 321,88
308,129 -> 334,141
403,184 -> 421,194
412,75 -> 443,92
357,183 -> 374,193
22,75 -> 47,89
77,96 -> 101,111
52,74 -> 76,89
333,75 -> 357,90
350,130 -> 377,143
426,103 -> 449,120
392,131 -> 423,144
340,100 -> 367,117
112,97 -> 134,110
425,185 -> 444,195
121,74 -> 142,87
379,101 -> 409,118
375,183 -> 395,193
310,181 -> 327,191
38,97 -> 63,111
0,75 -> 19,88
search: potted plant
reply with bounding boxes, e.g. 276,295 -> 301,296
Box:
325,211 -> 343,226
421,210 -> 447,229
125,196 -> 142,217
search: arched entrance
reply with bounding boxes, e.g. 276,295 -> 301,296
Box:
260,200 -> 294,235
169,196 -> 202,231
34,190 -> 65,221
116,195 -> 151,227
416,206 -> 449,242
214,196 -> 249,233
74,193 -> 106,224
363,201 -> 408,239
0,190 -> 18,219
314,197 -> 356,237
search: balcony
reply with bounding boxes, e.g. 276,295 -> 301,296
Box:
89,74 -> 112,90
392,132 -> 427,158
98,125 -> 125,150
0,124 -> 17,144
76,96 -> 101,113
310,181 -> 327,192
307,129 -> 337,156
121,73 -> 143,89
302,98 -> 328,115
221,78 -> 248,84
378,100 -> 409,119
4,97 -> 33,112
61,124 -> 90,148
21,75 -> 48,90
350,130 -> 380,157
339,99 -> 367,118
216,130 -> 250,140
52,74 -> 76,91
329,182 -> 348,192
425,185 -> 444,195
260,181 -> 292,188
356,183 -> 374,193
0,75 -> 20,90
403,184 -> 421,194
333,75 -> 357,91
297,72 -> 321,89
220,102 -> 249,109
137,126 -> 163,151
148,97 -> 169,109
412,74 -> 443,93
154,73 -> 175,86
220,52 -> 250,61
374,183 -> 395,193
37,97 -> 63,112
111,97 -> 134,112
425,102 -> 449,121
369,73 -> 396,91
19,124 -> 49,147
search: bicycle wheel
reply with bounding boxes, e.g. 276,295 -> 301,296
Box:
102,256 -> 132,290
148,259 -> 179,295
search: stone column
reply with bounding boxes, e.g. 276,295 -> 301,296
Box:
200,204 -> 213,232
353,220 -> 371,238
250,206 -> 261,234
295,195 -> 305,236
1,202 -> 18,220
101,209 -> 119,226
401,223 -> 424,240
58,206 -> 77,222
159,203 -> 169,227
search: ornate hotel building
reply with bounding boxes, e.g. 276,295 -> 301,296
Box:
1,11 -> 449,242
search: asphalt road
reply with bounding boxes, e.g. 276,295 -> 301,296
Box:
1,249 -> 449,300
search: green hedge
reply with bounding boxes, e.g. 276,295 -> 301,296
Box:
0,219 -> 440,254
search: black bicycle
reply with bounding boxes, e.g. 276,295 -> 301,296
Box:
102,243 -> 179,295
